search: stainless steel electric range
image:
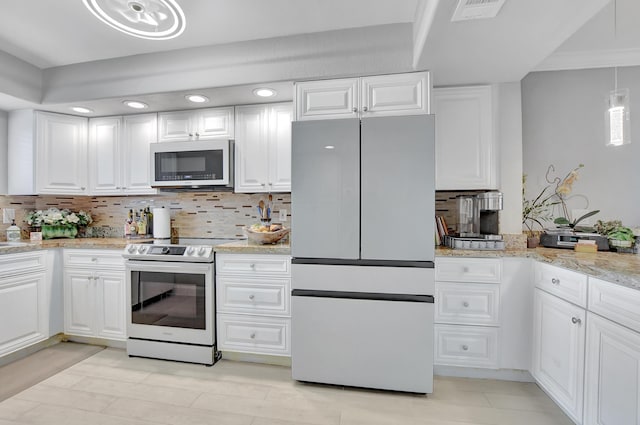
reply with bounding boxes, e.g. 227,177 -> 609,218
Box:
122,238 -> 239,365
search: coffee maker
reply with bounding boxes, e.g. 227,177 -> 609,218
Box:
457,192 -> 503,239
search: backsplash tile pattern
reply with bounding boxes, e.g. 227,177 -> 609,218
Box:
0,192 -> 291,241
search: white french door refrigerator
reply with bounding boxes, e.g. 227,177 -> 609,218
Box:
291,115 -> 435,393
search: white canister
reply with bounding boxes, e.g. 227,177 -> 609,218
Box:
6,220 -> 21,242
152,207 -> 171,239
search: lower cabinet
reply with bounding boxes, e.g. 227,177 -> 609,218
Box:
216,253 -> 291,356
63,249 -> 126,341
0,251 -> 48,357
532,288 -> 586,424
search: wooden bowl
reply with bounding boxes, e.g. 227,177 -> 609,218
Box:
244,226 -> 290,244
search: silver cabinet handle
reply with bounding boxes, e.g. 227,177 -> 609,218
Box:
463,267 -> 470,273
551,278 -> 560,285
250,332 -> 256,339
81,187 -> 86,190
249,294 -> 255,300
352,107 -> 358,113
195,132 -> 200,137
571,317 -> 582,325
462,301 -> 469,308
261,183 -> 266,187
189,133 -> 193,137
91,258 -> 98,262
250,263 -> 256,269
462,345 -> 469,351
363,106 -> 369,112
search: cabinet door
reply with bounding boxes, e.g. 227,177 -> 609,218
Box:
267,103 -> 292,192
234,105 -> 269,193
196,107 -> 234,140
64,270 -> 95,337
157,111 -> 194,142
36,112 -> 88,194
0,272 -> 48,357
433,86 -> 496,190
584,313 -> 640,425
88,117 -> 122,195
95,271 -> 126,340
122,114 -> 157,195
295,78 -> 359,121
360,72 -> 430,117
532,288 -> 585,423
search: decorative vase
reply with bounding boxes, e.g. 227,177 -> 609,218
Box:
527,236 -> 540,249
42,224 -> 78,239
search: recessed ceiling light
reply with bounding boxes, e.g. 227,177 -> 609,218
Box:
324,145 -> 335,150
253,88 -> 276,98
83,0 -> 186,40
123,100 -> 149,109
185,94 -> 209,103
71,106 -> 94,114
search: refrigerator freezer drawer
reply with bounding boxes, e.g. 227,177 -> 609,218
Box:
291,292 -> 434,393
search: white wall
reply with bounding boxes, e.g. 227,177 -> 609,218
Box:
522,66 -> 640,227
0,50 -> 42,103
0,111 -> 6,194
496,83 -> 523,234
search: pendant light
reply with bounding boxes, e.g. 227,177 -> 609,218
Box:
606,0 -> 631,147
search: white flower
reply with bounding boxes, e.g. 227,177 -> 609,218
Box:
67,213 -> 80,224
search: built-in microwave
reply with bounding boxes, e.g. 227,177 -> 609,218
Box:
150,140 -> 234,188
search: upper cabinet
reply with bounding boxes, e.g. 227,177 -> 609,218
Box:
295,72 -> 430,121
158,106 -> 234,142
8,111 -> 88,195
235,103 -> 292,193
433,85 -> 497,190
88,114 -> 157,196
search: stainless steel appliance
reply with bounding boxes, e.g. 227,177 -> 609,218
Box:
150,140 -> 234,188
290,115 -> 435,394
540,230 -> 609,250
457,192 -> 503,238
123,238 -> 237,365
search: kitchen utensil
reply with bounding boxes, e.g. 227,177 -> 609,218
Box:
259,200 -> 266,219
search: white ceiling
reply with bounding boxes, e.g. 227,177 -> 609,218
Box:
0,0 -> 419,69
2,0 -> 639,115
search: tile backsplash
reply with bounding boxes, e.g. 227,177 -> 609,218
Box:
0,192 -> 291,240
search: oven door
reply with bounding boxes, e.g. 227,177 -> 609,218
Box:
126,260 -> 214,346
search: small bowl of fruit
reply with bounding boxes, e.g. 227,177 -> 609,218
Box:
245,223 -> 290,244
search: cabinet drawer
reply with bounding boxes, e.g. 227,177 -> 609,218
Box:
216,254 -> 290,276
435,282 -> 500,326
589,277 -> 640,333
216,277 -> 290,316
434,324 -> 498,368
217,314 -> 290,356
0,251 -> 46,278
435,258 -> 501,283
64,249 -> 124,269
534,262 -> 587,307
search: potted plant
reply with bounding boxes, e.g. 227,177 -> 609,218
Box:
595,220 -> 636,252
545,164 -> 599,231
522,175 -> 558,248
24,208 -> 92,239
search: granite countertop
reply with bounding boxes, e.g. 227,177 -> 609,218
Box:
436,246 -> 640,290
1,238 -> 637,289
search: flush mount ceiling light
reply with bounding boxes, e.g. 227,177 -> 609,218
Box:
185,94 -> 209,103
71,106 -> 94,114
83,0 -> 186,40
253,88 -> 276,98
123,100 -> 149,109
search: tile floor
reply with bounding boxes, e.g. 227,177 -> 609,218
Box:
0,348 -> 573,425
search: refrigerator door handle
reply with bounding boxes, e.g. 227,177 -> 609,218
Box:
291,289 -> 434,303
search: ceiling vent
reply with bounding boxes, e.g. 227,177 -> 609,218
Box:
451,0 -> 507,22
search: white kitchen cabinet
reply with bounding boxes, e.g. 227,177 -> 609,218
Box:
295,72 -> 430,121
216,254 -> 292,356
234,103 -> 292,193
0,252 -> 48,357
532,287 -> 585,424
36,112 -> 88,195
122,114 -> 157,195
584,312 -> 640,425
434,257 -> 502,370
89,115 -> 157,195
433,85 -> 496,190
63,249 -> 126,341
158,107 -> 234,142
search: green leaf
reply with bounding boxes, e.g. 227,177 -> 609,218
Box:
554,217 -> 570,225
573,210 -> 600,226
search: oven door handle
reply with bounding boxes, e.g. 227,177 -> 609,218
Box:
126,261 -> 213,273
